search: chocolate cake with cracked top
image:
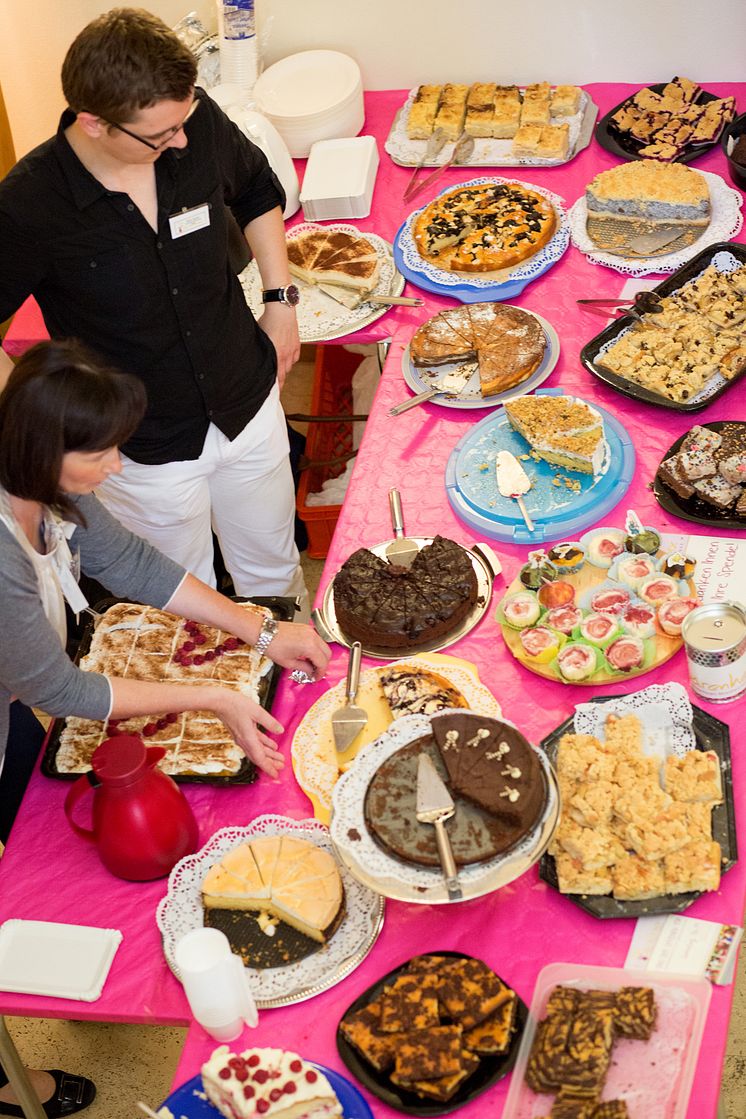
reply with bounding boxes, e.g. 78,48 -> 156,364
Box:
364,714 -> 548,867
333,535 -> 478,649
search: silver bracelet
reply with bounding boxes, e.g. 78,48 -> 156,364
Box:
254,617 -> 279,657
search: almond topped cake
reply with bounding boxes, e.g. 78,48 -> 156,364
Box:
410,302 -> 547,396
413,180 -> 556,273
503,394 -> 606,475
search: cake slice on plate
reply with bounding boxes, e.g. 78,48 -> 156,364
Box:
202,1046 -> 343,1119
503,394 -> 606,474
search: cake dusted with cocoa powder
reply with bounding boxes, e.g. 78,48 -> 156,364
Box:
333,535 -> 478,649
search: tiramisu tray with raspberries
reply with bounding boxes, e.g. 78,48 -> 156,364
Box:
497,516 -> 699,685
42,597 -> 291,783
157,1046 -> 372,1119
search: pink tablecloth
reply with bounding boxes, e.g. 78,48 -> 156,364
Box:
2,84 -> 746,1118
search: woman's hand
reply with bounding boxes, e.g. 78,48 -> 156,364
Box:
215,691 -> 286,778
265,621 -> 331,680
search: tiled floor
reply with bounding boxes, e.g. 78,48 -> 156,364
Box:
5,348 -> 746,1116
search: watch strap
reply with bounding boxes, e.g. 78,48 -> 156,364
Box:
254,616 -> 279,657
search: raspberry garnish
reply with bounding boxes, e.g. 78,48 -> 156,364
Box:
253,1069 -> 269,1084
247,1055 -> 260,1068
142,722 -> 158,736
224,637 -> 239,650
204,650 -> 216,661
256,1101 -> 269,1114
193,633 -> 206,645
305,1070 -> 318,1083
284,1081 -> 297,1094
218,1067 -> 231,1080
235,1067 -> 248,1082
182,640 -> 195,652
243,1085 -> 255,1099
289,1060 -> 302,1073
166,712 -> 179,724
269,1089 -> 282,1101
193,655 -> 204,665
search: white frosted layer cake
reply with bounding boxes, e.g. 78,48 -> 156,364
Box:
202,1047 -> 342,1119
56,601 -> 271,776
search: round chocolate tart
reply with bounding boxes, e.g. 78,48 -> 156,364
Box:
364,713 -> 548,868
333,535 -> 478,650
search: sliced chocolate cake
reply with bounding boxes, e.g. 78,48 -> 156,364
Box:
333,535 -> 478,649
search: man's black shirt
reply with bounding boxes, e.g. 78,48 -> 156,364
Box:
0,90 -> 285,464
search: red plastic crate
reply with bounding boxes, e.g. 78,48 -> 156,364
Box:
295,346 -> 365,558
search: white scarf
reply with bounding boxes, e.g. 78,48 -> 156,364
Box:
0,487 -> 89,648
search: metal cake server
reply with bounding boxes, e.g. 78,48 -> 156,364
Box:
416,753 -> 462,901
388,363 -> 475,416
331,641 -> 367,752
496,450 -> 535,532
385,489 -> 419,567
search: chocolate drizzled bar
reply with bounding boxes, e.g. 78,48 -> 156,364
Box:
526,985 -> 656,1109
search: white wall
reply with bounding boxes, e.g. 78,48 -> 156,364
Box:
1,0 -> 744,159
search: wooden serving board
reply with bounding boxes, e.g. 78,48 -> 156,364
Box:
498,557 -> 695,686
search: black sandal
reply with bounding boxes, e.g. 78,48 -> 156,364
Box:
0,1070 -> 96,1118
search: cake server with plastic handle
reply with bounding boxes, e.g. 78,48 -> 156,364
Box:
495,450 -> 535,533
331,641 -> 367,752
416,753 -> 462,901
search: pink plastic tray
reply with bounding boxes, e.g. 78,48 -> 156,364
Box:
502,962 -> 711,1119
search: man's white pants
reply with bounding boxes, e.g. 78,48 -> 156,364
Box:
97,383 -> 309,616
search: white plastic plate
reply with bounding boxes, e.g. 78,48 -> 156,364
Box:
0,919 -> 122,1001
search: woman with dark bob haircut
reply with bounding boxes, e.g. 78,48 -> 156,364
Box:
0,340 -> 330,845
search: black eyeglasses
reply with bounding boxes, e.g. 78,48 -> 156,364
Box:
104,98 -> 200,151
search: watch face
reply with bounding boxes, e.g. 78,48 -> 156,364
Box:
284,283 -> 301,307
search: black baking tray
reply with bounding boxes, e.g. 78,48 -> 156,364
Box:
653,420 -> 746,530
580,241 -> 746,412
336,951 -> 527,1116
538,694 -> 737,919
595,84 -> 722,164
41,595 -> 295,784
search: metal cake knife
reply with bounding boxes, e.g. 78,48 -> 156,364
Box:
495,450 -> 535,532
416,753 -> 462,901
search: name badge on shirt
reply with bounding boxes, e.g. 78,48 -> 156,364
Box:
169,203 -> 210,239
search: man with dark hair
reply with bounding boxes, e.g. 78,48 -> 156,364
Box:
0,7 -> 308,611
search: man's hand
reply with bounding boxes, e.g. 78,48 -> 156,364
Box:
258,302 -> 300,389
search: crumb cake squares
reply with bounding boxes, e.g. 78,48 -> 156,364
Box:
552,712 -> 724,902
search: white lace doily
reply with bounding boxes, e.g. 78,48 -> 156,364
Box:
397,178 -> 570,291
568,169 -> 744,276
291,657 -> 502,818
385,88 -> 590,168
240,223 -> 402,342
330,710 -> 558,904
574,682 -> 696,760
156,815 -> 383,1007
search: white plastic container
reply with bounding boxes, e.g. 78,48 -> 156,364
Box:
300,136 -> 379,221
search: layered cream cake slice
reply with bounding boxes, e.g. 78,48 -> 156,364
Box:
503,394 -> 606,474
202,1046 -> 342,1119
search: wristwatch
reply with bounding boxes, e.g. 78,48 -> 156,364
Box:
261,284 -> 300,307
254,616 -> 279,657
